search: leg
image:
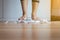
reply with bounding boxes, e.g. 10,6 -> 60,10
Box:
18,0 -> 28,20
32,0 -> 40,20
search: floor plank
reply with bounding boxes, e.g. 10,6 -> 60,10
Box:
0,21 -> 60,40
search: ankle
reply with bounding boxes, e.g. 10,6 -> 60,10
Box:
22,15 -> 26,18
32,17 -> 37,20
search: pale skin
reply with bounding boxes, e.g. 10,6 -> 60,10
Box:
18,0 -> 40,20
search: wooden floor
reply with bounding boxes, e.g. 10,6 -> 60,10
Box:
0,21 -> 60,40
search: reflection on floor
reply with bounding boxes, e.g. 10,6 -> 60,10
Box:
0,21 -> 60,40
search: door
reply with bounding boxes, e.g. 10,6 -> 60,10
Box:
51,0 -> 60,21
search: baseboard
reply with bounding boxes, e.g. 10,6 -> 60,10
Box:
2,18 -> 18,21
0,19 -> 2,21
0,18 -> 18,24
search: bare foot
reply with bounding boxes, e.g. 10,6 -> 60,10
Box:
32,17 -> 49,23
18,16 -> 26,20
32,17 -> 40,21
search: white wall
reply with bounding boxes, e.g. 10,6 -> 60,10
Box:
3,0 -> 21,21
2,0 -> 51,21
0,0 -> 2,21
38,0 -> 51,20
